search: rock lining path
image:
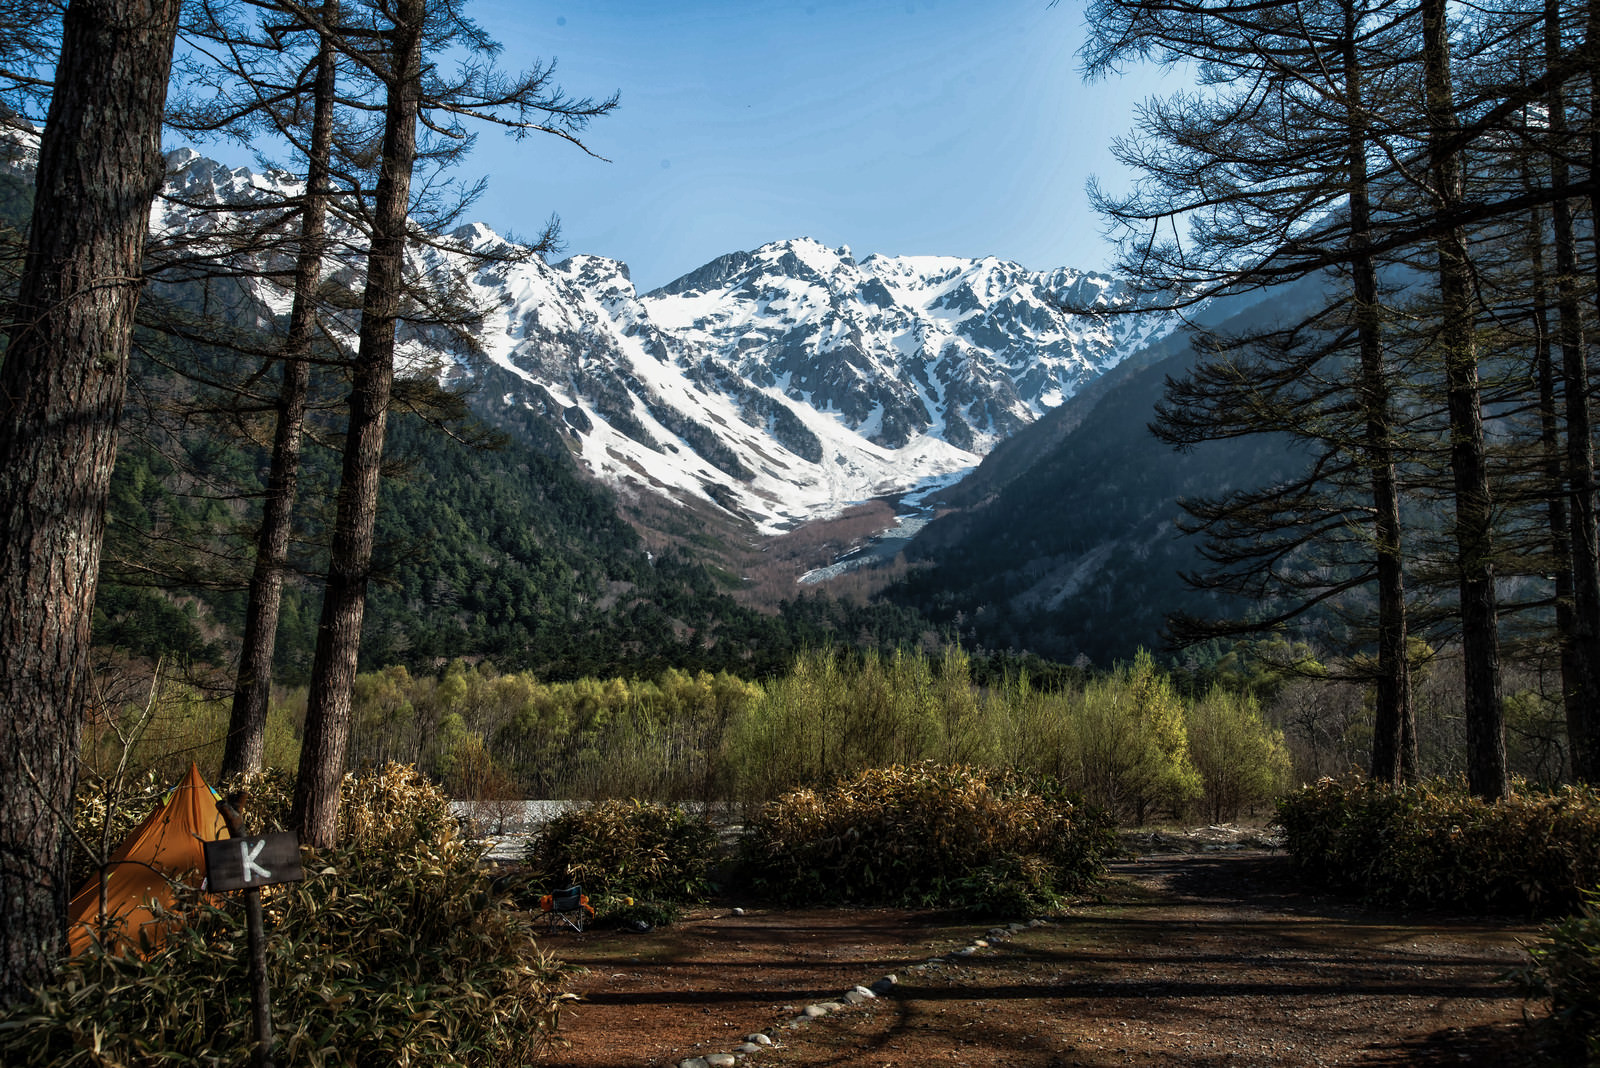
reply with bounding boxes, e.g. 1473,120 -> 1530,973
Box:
544,847 -> 1550,1066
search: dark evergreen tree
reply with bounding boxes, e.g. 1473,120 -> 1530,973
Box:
1417,0 -> 1506,798
288,0 -> 616,845
1082,0 -> 1422,782
1539,0 -> 1600,783
1080,0 -> 1600,795
166,0 -> 347,778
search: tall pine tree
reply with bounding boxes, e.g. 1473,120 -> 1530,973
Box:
0,0 -> 182,1007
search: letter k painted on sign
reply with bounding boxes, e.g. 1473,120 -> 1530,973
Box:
240,838 -> 272,883
204,831 -> 302,892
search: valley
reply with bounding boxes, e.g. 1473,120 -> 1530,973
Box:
3,1 -> 1598,1059
35,144 -> 1213,678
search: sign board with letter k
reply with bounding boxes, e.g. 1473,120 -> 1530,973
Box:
205,832 -> 304,892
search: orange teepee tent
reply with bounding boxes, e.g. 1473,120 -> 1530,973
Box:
67,762 -> 229,956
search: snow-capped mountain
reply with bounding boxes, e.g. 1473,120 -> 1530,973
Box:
645,239 -> 1171,442
148,149 -> 1179,534
455,234 -> 1177,534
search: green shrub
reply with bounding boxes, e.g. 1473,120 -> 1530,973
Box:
998,651 -> 1205,825
1,767 -> 571,1066
1514,889 -> 1600,1064
738,762 -> 1117,918
525,799 -> 717,921
1186,686 -> 1291,821
1276,775 -> 1600,916
1075,650 -> 1202,824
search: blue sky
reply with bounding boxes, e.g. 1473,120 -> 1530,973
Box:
151,0 -> 1167,297
455,0 -> 1169,292
176,2 -> 1178,292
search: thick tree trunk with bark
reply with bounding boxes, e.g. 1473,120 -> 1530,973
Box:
221,3 -> 340,779
1421,0 -> 1507,799
291,0 -> 423,847
1592,0 -> 1600,334
0,0 -> 181,1007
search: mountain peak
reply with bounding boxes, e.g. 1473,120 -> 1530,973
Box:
131,145 -> 1178,535
760,236 -> 853,265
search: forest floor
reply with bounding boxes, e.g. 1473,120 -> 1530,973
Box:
536,827 -> 1556,1067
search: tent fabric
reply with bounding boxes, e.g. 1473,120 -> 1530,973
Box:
67,762 -> 228,956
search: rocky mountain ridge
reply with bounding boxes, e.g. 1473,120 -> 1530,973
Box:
458,230 -> 1181,533
151,148 -> 1180,534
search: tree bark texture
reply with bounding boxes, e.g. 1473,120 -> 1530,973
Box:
0,0 -> 181,1006
1421,0 -> 1507,800
292,0 -> 423,847
1591,0 -> 1600,331
222,2 -> 340,779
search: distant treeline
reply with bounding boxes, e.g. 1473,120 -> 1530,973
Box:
87,647 -> 1291,824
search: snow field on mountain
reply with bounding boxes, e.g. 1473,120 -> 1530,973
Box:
143,152 -> 1179,535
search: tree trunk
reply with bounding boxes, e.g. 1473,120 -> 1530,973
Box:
221,1 -> 340,780
1528,205 -> 1579,768
0,0 -> 181,1006
1592,0 -> 1600,331
1345,0 -> 1414,786
1421,0 -> 1507,800
292,0 -> 423,847
1544,0 -> 1600,783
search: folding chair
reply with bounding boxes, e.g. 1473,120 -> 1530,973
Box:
539,885 -> 593,933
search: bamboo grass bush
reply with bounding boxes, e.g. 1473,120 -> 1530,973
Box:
1277,775 -> 1600,915
1514,888 -> 1600,1063
524,798 -> 716,924
2,763 -> 572,1066
738,762 -> 1117,918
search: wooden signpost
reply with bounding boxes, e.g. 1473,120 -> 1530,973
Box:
206,798 -> 305,1068
205,832 -> 303,892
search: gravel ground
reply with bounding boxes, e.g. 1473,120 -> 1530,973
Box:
539,842 -> 1553,1067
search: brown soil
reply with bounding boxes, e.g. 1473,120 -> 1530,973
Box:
538,847 -> 1553,1067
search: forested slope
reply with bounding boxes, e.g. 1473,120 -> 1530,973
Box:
889,286 -> 1316,665
67,271 -> 930,683
93,356 -> 935,681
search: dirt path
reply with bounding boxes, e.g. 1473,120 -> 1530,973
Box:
540,851 -> 1550,1067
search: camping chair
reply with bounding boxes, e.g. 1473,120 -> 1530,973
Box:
539,885 -> 593,933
